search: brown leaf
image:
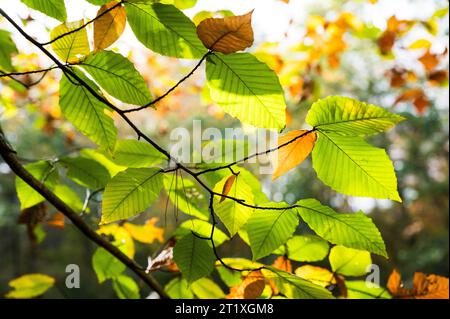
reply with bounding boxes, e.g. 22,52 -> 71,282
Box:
377,30 -> 396,55
272,130 -> 317,180
226,270 -> 265,299
146,238 -> 177,273
219,174 -> 236,203
428,70 -> 448,86
93,1 -> 126,52
196,11 -> 254,54
394,87 -> 429,114
387,268 -> 449,299
18,203 -> 48,244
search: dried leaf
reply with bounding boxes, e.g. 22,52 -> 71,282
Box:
94,1 -> 126,52
226,270 -> 265,299
219,174 -> 236,203
394,87 -> 429,114
377,30 -> 395,55
418,50 -> 439,71
18,203 -> 47,244
196,11 -> 254,54
272,130 -> 317,180
387,268 -> 449,299
146,239 -> 178,272
428,70 -> 448,86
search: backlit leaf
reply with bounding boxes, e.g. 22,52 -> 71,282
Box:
294,265 -> 336,287
191,278 -> 225,299
125,2 -> 206,59
21,0 -> 67,22
50,20 -> 90,63
173,232 -> 215,283
306,96 -> 404,136
296,199 -> 387,257
226,270 -> 265,299
59,74 -> 117,152
60,156 -> 111,189
165,277 -> 194,299
81,50 -> 153,106
92,247 -> 125,283
285,235 -> 329,262
173,219 -> 229,246
123,217 -> 165,244
245,204 -> 299,260
272,130 -> 316,180
220,174 -> 236,202
213,173 -> 254,236
112,139 -> 165,168
329,246 -> 372,276
312,132 -> 401,201
101,168 -> 163,224
0,30 -> 18,71
196,11 -> 254,54
112,275 -> 140,299
94,1 -> 127,52
346,281 -> 391,299
206,53 -> 286,130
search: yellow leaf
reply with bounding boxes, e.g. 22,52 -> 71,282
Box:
408,39 -> 432,50
50,20 -> 90,63
94,1 -> 126,52
196,11 -> 254,54
295,265 -> 336,287
123,217 -> 165,244
5,274 -> 55,299
97,224 -> 135,258
220,174 -> 236,203
272,130 -> 317,180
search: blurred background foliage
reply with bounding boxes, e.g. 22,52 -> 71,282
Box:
0,0 -> 448,298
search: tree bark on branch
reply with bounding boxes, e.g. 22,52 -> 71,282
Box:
0,131 -> 169,299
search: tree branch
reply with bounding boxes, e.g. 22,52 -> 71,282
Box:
0,131 -> 169,299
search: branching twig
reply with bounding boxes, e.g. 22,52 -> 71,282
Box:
123,51 -> 212,113
39,1 -> 124,46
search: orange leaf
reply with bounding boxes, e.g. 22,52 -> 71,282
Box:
387,268 -> 449,299
219,174 -> 236,203
272,255 -> 292,273
93,1 -> 126,52
377,31 -> 396,55
196,11 -> 254,54
272,130 -> 317,180
428,70 -> 448,86
226,270 -> 265,299
418,50 -> 439,71
18,203 -> 48,244
46,212 -> 65,229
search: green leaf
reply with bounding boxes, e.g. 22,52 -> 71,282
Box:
112,275 -> 140,299
346,281 -> 391,299
60,156 -> 111,189
285,235 -> 329,262
306,96 -> 404,136
312,132 -> 401,201
5,274 -> 55,299
50,20 -> 90,63
16,161 -> 59,209
173,232 -> 215,283
173,219 -> 229,246
173,0 -> 197,10
125,2 -> 206,58
59,73 -> 117,152
246,205 -> 299,260
101,167 -> 163,224
213,173 -> 254,236
191,278 -> 225,299
329,246 -> 372,276
262,267 -> 334,299
206,53 -> 286,130
296,199 -> 387,257
81,51 -> 153,105
165,277 -> 194,299
0,30 -> 18,71
217,265 -> 242,287
53,184 -> 84,211
80,148 -> 126,177
112,139 -> 165,168
163,174 -> 209,220
92,247 -> 125,283
21,0 -> 67,22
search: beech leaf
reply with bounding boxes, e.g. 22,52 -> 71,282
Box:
94,1 -> 127,52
